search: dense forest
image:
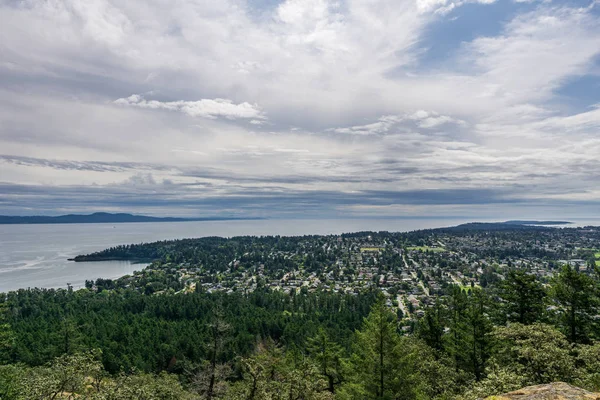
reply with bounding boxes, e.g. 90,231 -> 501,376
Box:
1,228 -> 600,399
1,267 -> 599,399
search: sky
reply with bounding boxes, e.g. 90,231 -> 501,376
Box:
1,0 -> 600,219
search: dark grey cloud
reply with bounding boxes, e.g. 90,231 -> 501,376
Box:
0,155 -> 166,173
2,180 -> 598,219
0,155 -> 416,185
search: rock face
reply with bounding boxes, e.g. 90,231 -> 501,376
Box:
487,382 -> 600,400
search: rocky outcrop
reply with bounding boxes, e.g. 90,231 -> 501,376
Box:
487,382 -> 600,400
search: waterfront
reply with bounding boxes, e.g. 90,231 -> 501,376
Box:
1,217 -> 597,292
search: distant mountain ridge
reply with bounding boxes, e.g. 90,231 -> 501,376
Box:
0,212 -> 261,224
503,220 -> 571,225
441,220 -> 571,231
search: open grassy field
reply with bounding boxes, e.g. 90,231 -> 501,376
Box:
360,247 -> 384,252
407,246 -> 446,253
459,285 -> 480,292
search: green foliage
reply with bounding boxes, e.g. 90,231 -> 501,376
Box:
398,337 -> 464,400
573,342 -> 600,392
100,372 -> 199,400
228,340 -> 333,400
549,265 -> 599,343
19,350 -> 104,399
2,281 -> 600,399
0,364 -> 25,400
343,296 -> 402,399
4,288 -> 376,374
2,350 -> 199,399
339,296 -> 424,399
490,323 -> 575,385
3,228 -> 600,400
416,299 -> 445,354
445,287 -> 492,381
461,363 -> 527,400
307,328 -> 344,394
496,270 -> 547,325
0,303 -> 14,364
462,289 -> 493,381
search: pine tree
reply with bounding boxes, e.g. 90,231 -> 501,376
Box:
550,265 -> 598,343
229,340 -> 332,400
416,299 -> 445,356
445,286 -> 469,372
497,269 -> 546,325
342,295 -> 408,399
193,306 -> 232,399
0,303 -> 14,364
445,287 -> 492,381
306,328 -> 344,394
463,289 -> 492,381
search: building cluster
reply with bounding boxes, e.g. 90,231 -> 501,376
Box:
107,226 -> 600,324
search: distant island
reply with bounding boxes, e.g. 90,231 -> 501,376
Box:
502,220 -> 571,225
442,220 -> 571,231
0,212 -> 263,224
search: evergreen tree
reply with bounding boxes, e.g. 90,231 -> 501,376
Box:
416,299 -> 445,356
196,306 -> 232,400
0,303 -> 14,364
445,287 -> 492,381
229,340 -> 332,400
445,286 -> 469,372
496,269 -> 546,325
550,265 -> 598,343
341,295 -> 417,399
306,328 -> 344,394
463,289 -> 492,381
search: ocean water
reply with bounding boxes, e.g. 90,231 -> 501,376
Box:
1,217 -> 598,293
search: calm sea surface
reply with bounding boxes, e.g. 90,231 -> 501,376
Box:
1,218 -> 599,292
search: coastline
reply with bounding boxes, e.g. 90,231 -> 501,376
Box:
2,217 -> 599,293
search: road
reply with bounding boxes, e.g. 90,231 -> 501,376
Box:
407,256 -> 430,296
397,294 -> 408,317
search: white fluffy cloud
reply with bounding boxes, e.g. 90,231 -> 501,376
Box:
416,0 -> 497,14
409,110 -> 465,128
330,111 -> 465,134
330,116 -> 403,135
114,95 -> 265,120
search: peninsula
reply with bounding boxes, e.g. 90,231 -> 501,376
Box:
0,212 -> 261,224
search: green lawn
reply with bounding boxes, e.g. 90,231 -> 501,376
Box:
407,246 -> 446,253
360,247 -> 384,252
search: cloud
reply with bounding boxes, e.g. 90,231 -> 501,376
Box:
114,95 -> 266,120
122,173 -> 157,186
1,0 -> 600,219
330,115 -> 403,135
408,110 -> 465,128
532,105 -> 600,132
2,179 -> 600,220
330,111 -> 465,134
416,0 -> 497,15
0,154 -> 162,173
462,4 -> 600,104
